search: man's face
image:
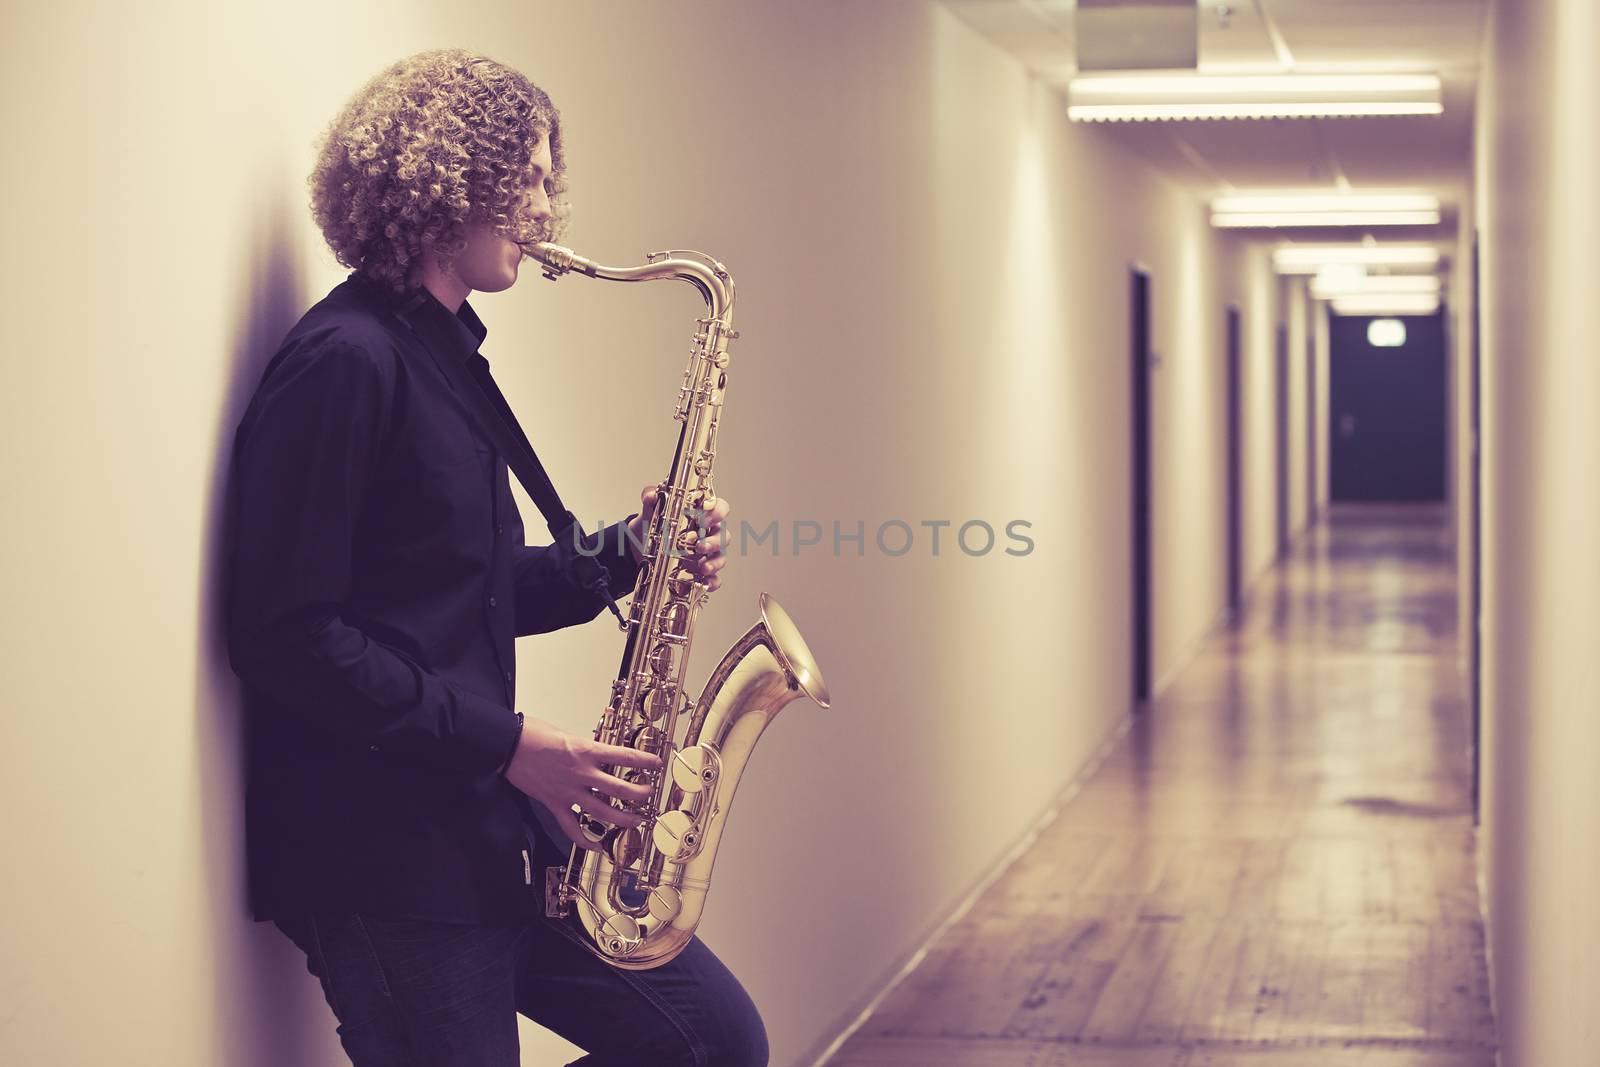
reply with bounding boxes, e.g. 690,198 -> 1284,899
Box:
450,135 -> 555,295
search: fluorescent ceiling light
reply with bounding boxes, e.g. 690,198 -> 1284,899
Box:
1067,73 -> 1443,122
1314,264 -> 1368,292
1212,193 -> 1441,229
1332,293 -> 1441,316
1273,245 -> 1443,273
1213,210 -> 1441,228
1313,274 -> 1443,299
1215,194 -> 1439,214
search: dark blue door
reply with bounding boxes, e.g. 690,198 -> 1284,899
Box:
1131,269 -> 1152,704
1329,312 -> 1447,501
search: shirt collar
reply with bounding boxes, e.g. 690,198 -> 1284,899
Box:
351,272 -> 489,363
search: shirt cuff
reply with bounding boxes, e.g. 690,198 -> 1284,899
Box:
593,517 -> 644,598
454,686 -> 527,776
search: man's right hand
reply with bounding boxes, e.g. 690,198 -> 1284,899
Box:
501,715 -> 664,852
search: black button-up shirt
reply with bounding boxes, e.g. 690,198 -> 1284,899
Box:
225,272 -> 639,923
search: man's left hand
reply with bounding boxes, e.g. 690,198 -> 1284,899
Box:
626,485 -> 731,592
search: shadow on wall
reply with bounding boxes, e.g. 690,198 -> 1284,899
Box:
192,180 -> 344,1066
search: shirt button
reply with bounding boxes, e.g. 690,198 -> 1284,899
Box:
497,524 -> 504,535
488,596 -> 498,608
504,671 -> 513,683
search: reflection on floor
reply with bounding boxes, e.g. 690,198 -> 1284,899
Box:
828,505 -> 1497,1067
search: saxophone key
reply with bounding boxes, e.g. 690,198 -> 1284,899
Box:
646,885 -> 682,922
609,825 -> 645,869
597,912 -> 642,959
651,810 -> 701,861
635,683 -> 676,723
628,725 -> 667,758
577,809 -> 611,844
670,744 -> 719,794
657,602 -> 691,642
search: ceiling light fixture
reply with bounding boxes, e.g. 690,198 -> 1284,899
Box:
1331,293 -> 1442,316
1272,245 -> 1444,274
1214,210 -> 1441,228
1314,263 -> 1369,292
1367,319 -> 1408,347
1066,73 -> 1444,122
1312,274 -> 1443,299
1211,193 -> 1442,229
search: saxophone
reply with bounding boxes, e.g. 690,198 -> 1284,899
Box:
522,241 -> 831,970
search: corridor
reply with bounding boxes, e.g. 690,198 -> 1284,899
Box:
829,505 -> 1497,1066
10,1 -> 1599,1064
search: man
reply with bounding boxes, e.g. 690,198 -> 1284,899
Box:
225,48 -> 765,1065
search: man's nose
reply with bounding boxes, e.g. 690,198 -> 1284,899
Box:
524,184 -> 553,222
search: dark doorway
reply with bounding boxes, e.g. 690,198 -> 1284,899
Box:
1276,323 -> 1290,555
1307,318 -> 1319,524
1329,313 -> 1448,501
1131,269 -> 1152,705
1226,305 -> 1242,619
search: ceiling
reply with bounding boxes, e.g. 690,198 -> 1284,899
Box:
939,0 -> 1490,245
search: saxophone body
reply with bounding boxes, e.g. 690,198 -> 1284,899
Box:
523,241 -> 831,970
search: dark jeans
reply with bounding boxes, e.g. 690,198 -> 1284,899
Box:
272,906 -> 767,1066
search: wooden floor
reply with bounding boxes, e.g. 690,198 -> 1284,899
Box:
827,505 -> 1497,1067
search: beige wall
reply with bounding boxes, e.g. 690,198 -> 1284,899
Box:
1452,177 -> 1478,697
1475,0 -> 1600,1064
0,2 -> 1282,1064
1239,251 -> 1289,589
1148,208 -> 1256,687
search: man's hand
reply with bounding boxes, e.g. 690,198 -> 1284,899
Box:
502,715 -> 664,852
626,485 -> 732,592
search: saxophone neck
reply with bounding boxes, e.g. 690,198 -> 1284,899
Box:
521,242 -> 735,320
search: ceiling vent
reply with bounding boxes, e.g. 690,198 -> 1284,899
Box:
1076,0 -> 1198,71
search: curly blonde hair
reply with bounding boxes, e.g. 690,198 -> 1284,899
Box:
308,48 -> 568,296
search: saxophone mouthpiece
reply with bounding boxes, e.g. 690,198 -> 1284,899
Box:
521,241 -> 585,281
